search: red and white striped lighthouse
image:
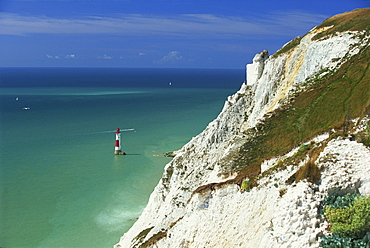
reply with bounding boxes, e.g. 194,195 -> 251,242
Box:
114,128 -> 126,155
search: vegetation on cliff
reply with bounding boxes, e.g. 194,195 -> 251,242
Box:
224,10 -> 370,188
321,194 -> 370,247
313,8 -> 370,40
273,8 -> 370,57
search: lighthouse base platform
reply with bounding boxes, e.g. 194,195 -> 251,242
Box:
114,150 -> 126,155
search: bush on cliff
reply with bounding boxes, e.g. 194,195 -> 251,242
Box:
320,194 -> 370,247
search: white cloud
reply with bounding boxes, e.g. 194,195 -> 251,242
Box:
46,54 -> 60,59
0,11 -> 326,38
65,54 -> 76,59
97,54 -> 113,59
160,51 -> 183,63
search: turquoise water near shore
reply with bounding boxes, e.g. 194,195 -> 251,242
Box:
0,68 -> 242,248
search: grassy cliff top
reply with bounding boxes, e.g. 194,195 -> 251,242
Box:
313,8 -> 370,40
274,8 -> 370,57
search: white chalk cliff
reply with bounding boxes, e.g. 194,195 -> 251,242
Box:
115,10 -> 370,248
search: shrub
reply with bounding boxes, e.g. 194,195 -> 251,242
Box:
241,180 -> 251,191
320,194 -> 370,247
325,196 -> 370,239
322,194 -> 361,209
320,233 -> 370,248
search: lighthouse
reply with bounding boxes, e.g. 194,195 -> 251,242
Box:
114,128 -> 126,155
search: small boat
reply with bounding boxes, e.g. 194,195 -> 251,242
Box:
23,107 -> 30,110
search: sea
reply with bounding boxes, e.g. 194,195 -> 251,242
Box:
0,67 -> 244,248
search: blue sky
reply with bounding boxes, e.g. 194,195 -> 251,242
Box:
0,0 -> 369,68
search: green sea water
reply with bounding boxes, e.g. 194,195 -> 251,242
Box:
0,86 -> 237,248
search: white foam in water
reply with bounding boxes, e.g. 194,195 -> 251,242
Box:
95,206 -> 145,232
67,90 -> 147,96
0,87 -> 147,96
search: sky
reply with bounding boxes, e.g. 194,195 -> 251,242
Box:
0,0 -> 369,68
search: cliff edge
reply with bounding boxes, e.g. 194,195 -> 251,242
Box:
115,8 -> 370,248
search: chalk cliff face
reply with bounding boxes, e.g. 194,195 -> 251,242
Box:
115,9 -> 370,248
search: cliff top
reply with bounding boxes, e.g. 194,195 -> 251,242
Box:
274,8 -> 370,58
313,8 -> 370,40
